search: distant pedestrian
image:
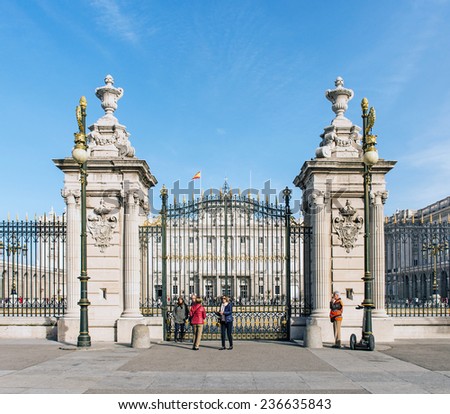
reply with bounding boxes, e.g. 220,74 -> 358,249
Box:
330,291 -> 343,348
189,297 -> 206,350
218,295 -> 233,350
189,293 -> 197,343
173,297 -> 189,342
190,293 -> 197,307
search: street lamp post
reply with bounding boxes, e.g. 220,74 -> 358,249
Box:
350,97 -> 379,352
7,235 -> 19,297
422,238 -> 449,304
283,187 -> 292,340
72,96 -> 91,348
160,185 -> 168,341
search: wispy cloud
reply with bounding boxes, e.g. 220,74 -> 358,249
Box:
353,5 -> 445,111
89,0 -> 157,44
403,146 -> 450,173
216,128 -> 226,136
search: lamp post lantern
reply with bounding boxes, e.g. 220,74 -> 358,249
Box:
350,97 -> 379,351
422,238 -> 449,305
5,234 -> 27,300
72,96 -> 91,348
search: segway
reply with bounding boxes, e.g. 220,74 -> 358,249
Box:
349,305 -> 375,351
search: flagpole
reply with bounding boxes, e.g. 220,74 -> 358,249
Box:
192,171 -> 202,200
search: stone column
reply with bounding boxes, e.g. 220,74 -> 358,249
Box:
57,188 -> 82,342
311,192 -> 331,317
62,189 -> 81,317
55,75 -> 157,343
293,78 -> 396,344
121,189 -> 142,317
371,191 -> 389,317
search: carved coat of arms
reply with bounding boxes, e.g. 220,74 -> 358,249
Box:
88,200 -> 117,252
333,200 -> 363,253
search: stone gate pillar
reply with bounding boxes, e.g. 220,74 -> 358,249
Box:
54,75 -> 157,343
61,189 -> 80,318
371,191 -> 389,317
310,191 -> 331,317
294,77 -> 396,344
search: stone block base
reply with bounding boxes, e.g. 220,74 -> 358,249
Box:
393,317 -> 450,339
373,317 -> 395,342
145,316 -> 164,341
291,315 -> 395,345
0,317 -> 57,339
117,317 -> 146,344
57,317 -> 117,344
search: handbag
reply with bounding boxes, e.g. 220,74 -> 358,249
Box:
214,311 -> 222,325
329,309 -> 342,322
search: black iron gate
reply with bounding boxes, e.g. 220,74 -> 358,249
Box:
0,216 -> 66,317
140,184 -> 312,340
385,216 -> 449,316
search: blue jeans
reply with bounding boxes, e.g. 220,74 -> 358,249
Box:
220,321 -> 233,347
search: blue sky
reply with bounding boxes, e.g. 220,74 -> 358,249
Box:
0,0 -> 449,219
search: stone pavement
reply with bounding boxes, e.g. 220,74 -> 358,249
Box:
0,338 -> 449,394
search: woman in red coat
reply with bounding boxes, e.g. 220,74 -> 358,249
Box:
189,297 -> 207,350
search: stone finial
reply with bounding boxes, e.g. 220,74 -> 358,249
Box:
325,77 -> 354,123
95,74 -> 124,120
315,77 -> 361,159
87,75 -> 135,158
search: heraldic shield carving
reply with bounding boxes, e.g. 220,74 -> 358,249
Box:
333,200 -> 363,253
88,200 -> 118,252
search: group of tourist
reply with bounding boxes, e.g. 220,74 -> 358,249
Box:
172,294 -> 233,351
173,290 -> 343,350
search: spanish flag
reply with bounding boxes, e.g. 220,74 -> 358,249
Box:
192,171 -> 201,180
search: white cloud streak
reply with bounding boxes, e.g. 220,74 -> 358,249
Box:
89,0 -> 155,44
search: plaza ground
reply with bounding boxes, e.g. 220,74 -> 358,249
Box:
0,338 -> 449,393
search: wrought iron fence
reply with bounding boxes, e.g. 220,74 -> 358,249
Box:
0,216 -> 66,317
385,217 -> 449,317
139,188 -> 312,340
